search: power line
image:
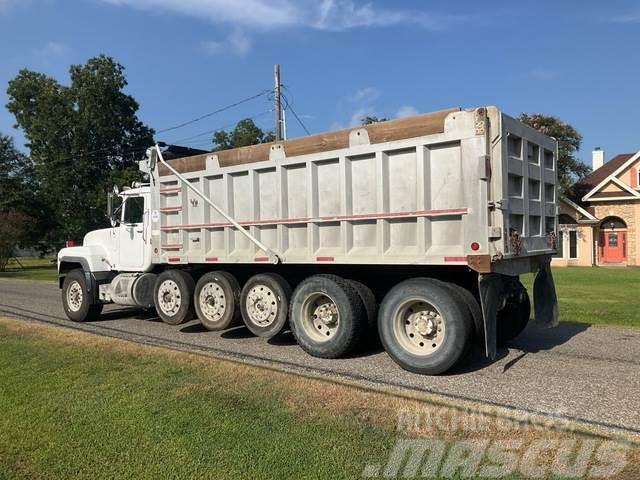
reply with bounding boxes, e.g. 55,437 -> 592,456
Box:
156,89 -> 272,134
167,109 -> 274,145
287,103 -> 311,136
281,86 -> 311,136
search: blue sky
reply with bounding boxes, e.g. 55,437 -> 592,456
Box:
0,0 -> 639,165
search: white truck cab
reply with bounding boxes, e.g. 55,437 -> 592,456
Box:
58,185 -> 155,321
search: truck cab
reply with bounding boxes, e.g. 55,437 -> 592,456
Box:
57,185 -> 154,321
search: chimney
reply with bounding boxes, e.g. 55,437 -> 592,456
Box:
592,147 -> 605,170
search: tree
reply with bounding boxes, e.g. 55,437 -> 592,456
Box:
518,113 -> 589,194
360,115 -> 389,125
0,210 -> 31,271
212,118 -> 275,151
6,55 -> 154,243
0,133 -> 51,253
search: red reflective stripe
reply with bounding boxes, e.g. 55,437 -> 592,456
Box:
444,256 -> 467,262
160,208 -> 468,231
161,244 -> 181,249
160,207 -> 182,212
254,257 -> 270,262
316,256 -> 335,262
205,257 -> 219,262
168,257 -> 181,262
160,187 -> 181,194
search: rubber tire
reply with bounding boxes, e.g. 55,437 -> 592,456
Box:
154,270 -> 195,326
347,279 -> 379,345
378,278 -> 472,375
497,291 -> 531,345
195,271 -> 241,331
290,274 -> 365,359
240,273 -> 292,338
61,269 -> 103,322
439,282 -> 482,338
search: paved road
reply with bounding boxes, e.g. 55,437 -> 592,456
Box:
1,279 -> 639,439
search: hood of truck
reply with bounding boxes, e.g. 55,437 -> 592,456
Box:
57,228 -> 114,273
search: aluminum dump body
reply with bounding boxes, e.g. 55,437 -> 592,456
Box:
150,107 -> 558,273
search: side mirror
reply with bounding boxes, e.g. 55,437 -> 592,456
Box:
148,148 -> 158,171
113,184 -> 120,195
107,192 -> 120,227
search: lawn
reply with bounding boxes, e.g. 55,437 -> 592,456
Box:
1,317 -> 633,479
521,267 -> 640,328
0,256 -> 57,282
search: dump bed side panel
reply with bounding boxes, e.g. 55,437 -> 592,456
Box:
152,109 -> 491,266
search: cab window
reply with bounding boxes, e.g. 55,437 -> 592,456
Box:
122,196 -> 145,224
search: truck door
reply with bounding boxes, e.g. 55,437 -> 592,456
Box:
118,195 -> 146,271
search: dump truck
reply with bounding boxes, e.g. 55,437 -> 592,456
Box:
57,106 -> 559,374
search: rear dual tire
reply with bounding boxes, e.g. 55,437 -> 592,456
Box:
290,275 -> 366,359
154,270 -> 195,325
378,278 -> 472,375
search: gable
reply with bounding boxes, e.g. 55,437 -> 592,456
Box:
581,152 -> 640,201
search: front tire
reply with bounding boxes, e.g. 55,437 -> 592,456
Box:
154,270 -> 195,325
290,275 -> 365,359
61,269 -> 103,322
378,278 -> 472,375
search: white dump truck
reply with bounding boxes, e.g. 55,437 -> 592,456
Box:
57,107 -> 559,374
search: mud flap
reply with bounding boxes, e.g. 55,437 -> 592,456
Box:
478,273 -> 502,359
533,261 -> 559,328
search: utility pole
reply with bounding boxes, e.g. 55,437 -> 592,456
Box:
274,64 -> 282,142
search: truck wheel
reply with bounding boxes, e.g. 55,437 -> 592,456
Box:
378,278 -> 471,375
61,269 -> 103,322
195,271 -> 240,331
154,270 -> 195,325
240,273 -> 291,338
438,282 -> 482,341
497,291 -> 531,344
290,275 -> 365,359
347,279 -> 378,345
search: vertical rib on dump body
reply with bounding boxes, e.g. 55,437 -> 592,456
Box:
151,107 -> 558,273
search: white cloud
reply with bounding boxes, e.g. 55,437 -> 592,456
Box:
102,0 -> 465,32
609,10 -> 640,23
203,30 -> 251,57
396,105 -> 418,118
34,41 -> 69,57
0,0 -> 17,13
349,87 -> 380,104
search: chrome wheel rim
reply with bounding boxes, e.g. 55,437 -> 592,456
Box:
245,285 -> 278,327
199,281 -> 226,322
392,298 -> 445,355
301,293 -> 339,342
67,280 -> 83,312
157,279 -> 181,316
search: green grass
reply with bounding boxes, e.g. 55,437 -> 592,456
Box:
0,321 -> 396,480
0,318 -> 635,479
0,256 -> 57,282
522,267 -> 640,328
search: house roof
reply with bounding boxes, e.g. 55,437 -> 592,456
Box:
576,153 -> 635,190
559,195 -> 598,223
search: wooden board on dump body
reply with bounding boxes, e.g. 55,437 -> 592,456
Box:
158,107 -> 460,176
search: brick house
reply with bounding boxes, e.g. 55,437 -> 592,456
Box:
553,149 -> 640,266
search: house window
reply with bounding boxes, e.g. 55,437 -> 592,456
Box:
554,231 -> 564,258
569,231 -> 578,259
